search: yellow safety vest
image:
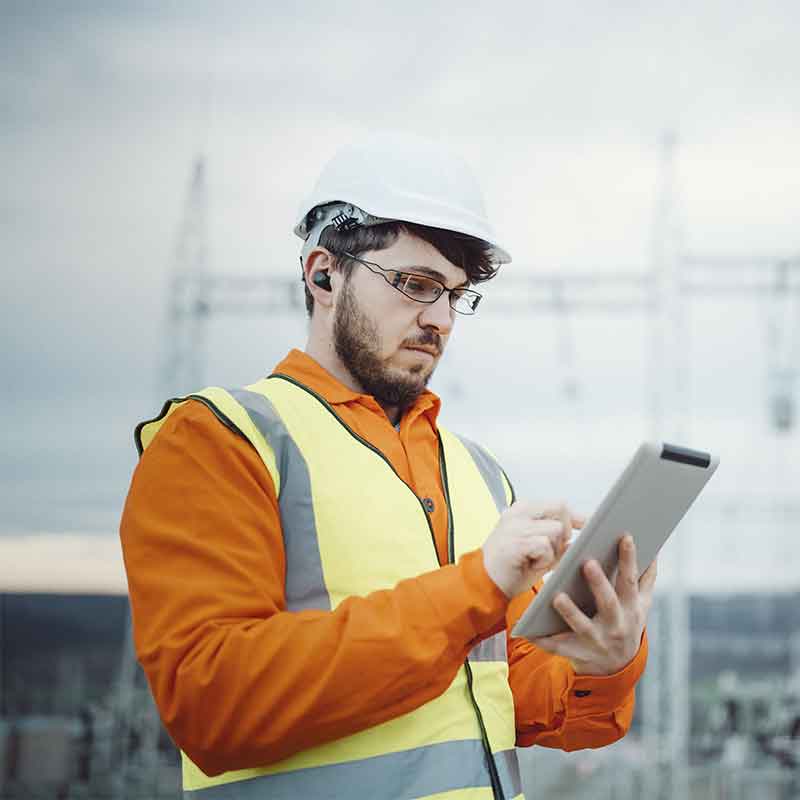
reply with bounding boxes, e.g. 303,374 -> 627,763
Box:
137,373 -> 524,800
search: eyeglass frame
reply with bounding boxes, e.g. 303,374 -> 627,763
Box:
339,251 -> 483,315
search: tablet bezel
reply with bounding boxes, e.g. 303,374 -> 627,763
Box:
510,440 -> 719,641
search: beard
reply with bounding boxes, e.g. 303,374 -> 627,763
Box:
333,280 -> 440,410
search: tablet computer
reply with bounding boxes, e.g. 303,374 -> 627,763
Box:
511,441 -> 719,641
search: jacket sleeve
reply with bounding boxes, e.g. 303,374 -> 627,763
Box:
119,401 -> 509,777
506,588 -> 648,750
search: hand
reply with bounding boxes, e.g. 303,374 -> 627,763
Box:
533,535 -> 657,675
482,501 -> 585,599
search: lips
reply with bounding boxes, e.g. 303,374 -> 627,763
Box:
405,346 -> 438,357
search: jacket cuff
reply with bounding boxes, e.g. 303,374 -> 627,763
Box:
566,629 -> 649,717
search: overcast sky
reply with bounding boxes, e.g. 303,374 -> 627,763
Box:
1,1 -> 799,591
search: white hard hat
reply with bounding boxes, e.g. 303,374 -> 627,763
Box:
294,132 -> 512,265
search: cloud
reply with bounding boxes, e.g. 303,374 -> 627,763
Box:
1,1 -> 798,593
0,533 -> 128,594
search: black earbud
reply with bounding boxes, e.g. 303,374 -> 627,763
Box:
312,271 -> 332,291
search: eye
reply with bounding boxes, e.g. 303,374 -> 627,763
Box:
402,275 -> 439,298
405,278 -> 428,293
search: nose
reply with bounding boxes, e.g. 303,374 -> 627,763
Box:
417,291 -> 455,336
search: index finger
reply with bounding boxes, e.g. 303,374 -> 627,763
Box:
558,506 -> 571,555
513,501 -> 576,527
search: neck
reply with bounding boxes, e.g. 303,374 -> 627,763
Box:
304,335 -> 358,393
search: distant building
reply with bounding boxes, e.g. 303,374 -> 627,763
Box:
2,590 -> 799,793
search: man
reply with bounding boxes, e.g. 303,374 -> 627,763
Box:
120,133 -> 656,800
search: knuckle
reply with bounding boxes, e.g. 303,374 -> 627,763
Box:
576,616 -> 593,634
554,595 -> 572,614
545,639 -> 562,655
586,626 -> 604,645
609,625 -> 627,644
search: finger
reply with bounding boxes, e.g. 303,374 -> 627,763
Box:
515,501 -> 569,522
584,560 -> 621,621
572,513 -> 588,530
514,502 -> 584,536
522,520 -> 564,540
509,500 -> 551,518
614,534 -> 639,605
530,630 -> 575,654
523,523 -> 570,566
552,591 -> 596,637
558,505 -> 572,555
563,514 -> 587,555
639,559 -> 658,598
538,503 -> 578,555
523,535 -> 556,567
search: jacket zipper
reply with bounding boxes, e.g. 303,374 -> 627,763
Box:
438,433 -> 505,800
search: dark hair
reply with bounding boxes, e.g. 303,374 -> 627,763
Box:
303,221 -> 499,316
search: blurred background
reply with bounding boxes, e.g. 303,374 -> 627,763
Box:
1,1 -> 799,797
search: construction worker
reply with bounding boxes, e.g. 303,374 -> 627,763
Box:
119,132 -> 656,799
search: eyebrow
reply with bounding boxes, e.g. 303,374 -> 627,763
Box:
401,265 -> 470,289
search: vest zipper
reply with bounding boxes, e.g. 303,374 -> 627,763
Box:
437,433 -> 505,800
268,374 -> 441,564
270,374 -> 505,798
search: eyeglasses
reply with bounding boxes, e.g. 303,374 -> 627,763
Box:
341,252 -> 483,315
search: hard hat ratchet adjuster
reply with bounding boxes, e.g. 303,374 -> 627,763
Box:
330,210 -> 361,232
300,202 -> 389,265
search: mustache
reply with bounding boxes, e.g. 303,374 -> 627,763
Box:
403,331 -> 442,355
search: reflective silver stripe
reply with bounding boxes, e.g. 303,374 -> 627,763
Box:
453,434 -> 508,514
496,747 -> 523,799
469,630 -> 508,663
184,739 -> 519,800
229,389 -> 331,612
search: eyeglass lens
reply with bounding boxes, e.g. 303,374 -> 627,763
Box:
393,273 -> 479,314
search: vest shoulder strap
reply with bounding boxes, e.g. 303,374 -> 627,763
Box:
439,427 -> 515,510
135,386 -> 282,496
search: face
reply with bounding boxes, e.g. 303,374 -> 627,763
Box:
332,232 -> 465,409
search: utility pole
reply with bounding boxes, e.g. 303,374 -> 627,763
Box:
765,259 -> 800,432
160,155 -> 211,398
641,129 -> 691,800
112,157 -> 214,799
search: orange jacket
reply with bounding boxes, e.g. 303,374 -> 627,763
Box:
119,349 -> 647,776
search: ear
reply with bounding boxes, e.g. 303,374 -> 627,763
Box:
304,248 -> 337,309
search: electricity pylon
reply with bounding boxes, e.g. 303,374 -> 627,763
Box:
111,158 -> 214,799
160,155 -> 211,397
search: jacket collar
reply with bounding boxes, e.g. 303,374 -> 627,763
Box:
271,349 -> 441,425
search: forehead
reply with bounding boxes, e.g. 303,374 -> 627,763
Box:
361,231 -> 468,286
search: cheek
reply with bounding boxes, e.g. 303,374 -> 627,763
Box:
381,311 -> 416,348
